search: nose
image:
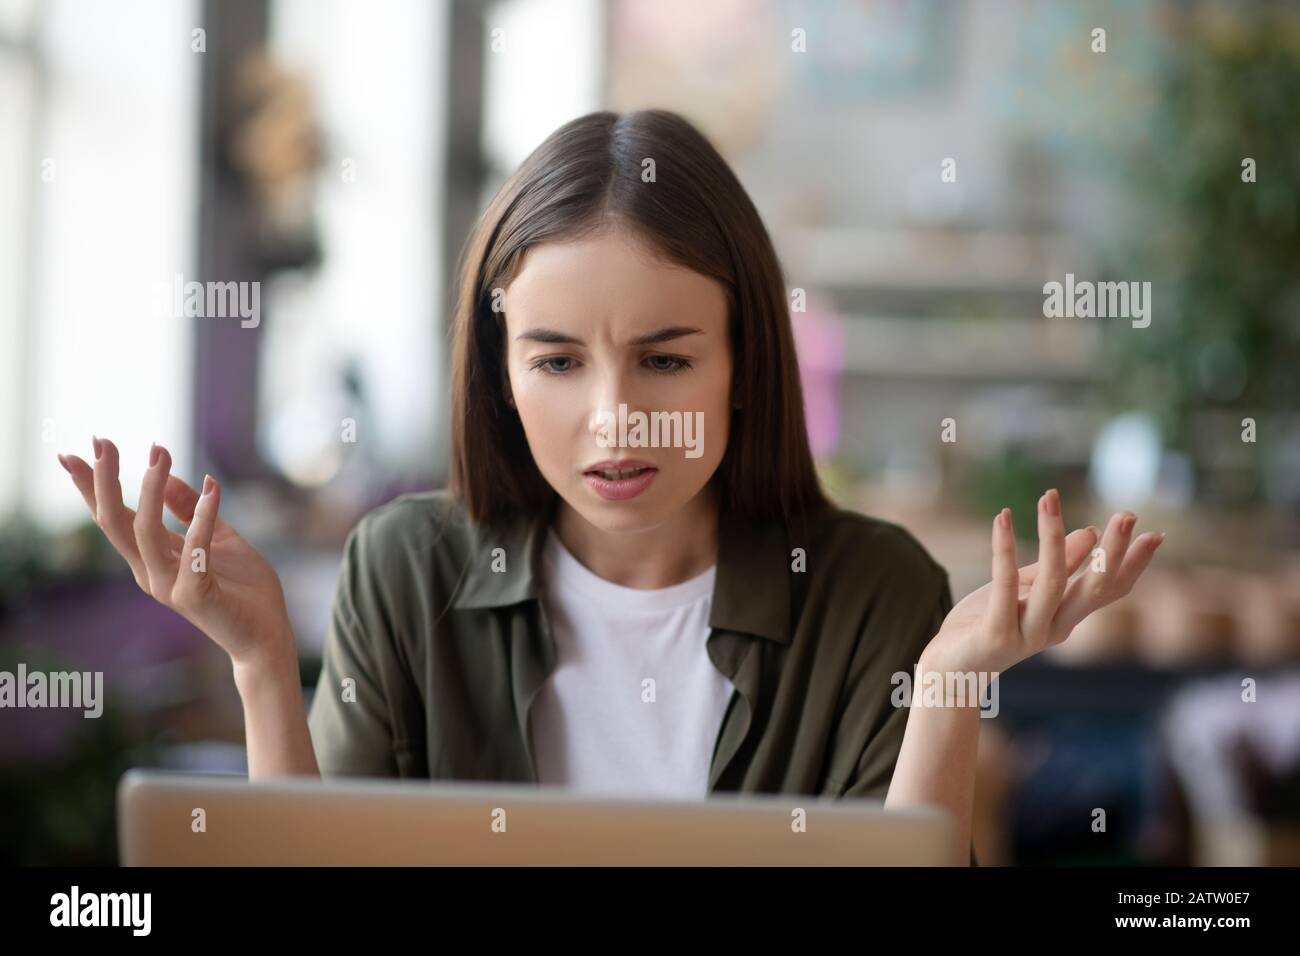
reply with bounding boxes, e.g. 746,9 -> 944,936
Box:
586,366 -> 637,442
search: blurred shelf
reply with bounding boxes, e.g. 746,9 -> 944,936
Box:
837,313 -> 1100,381
779,226 -> 1095,294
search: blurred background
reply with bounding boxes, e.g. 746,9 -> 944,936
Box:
1,0 -> 1298,866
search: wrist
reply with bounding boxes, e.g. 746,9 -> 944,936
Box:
918,638 -> 968,678
915,645 -> 998,710
231,622 -> 299,696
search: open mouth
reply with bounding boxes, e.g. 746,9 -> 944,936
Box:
582,461 -> 659,500
586,466 -> 655,480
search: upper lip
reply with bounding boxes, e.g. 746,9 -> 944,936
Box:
584,459 -> 658,473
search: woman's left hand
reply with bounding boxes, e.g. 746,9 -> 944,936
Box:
922,489 -> 1164,677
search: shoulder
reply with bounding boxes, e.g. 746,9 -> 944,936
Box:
793,506 -> 952,684
341,489 -> 478,602
801,504 -> 949,598
349,488 -> 470,552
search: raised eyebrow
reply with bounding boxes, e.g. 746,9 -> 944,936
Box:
513,326 -> 706,347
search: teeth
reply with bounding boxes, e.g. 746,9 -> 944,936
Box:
595,467 -> 648,480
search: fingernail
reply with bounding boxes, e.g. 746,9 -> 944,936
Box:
1086,525 -> 1100,539
92,436 -> 103,460
1045,489 -> 1059,516
202,474 -> 214,496
1152,532 -> 1166,549
57,453 -> 71,474
1121,513 -> 1137,534
999,507 -> 1011,530
149,443 -> 161,468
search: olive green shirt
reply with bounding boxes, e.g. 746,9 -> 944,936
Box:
307,489 -> 976,862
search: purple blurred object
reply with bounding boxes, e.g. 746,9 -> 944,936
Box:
0,577 -> 211,764
790,295 -> 845,459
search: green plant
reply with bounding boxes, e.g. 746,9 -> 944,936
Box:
1097,2 -> 1300,504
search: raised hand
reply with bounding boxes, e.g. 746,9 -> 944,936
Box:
58,438 -> 294,668
923,489 -> 1164,676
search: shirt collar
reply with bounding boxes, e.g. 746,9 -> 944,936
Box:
450,495 -> 792,644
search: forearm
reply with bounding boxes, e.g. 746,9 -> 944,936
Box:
884,650 -> 981,865
231,639 -> 321,780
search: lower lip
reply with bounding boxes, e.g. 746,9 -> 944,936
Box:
584,468 -> 658,501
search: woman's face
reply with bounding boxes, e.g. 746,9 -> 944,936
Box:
503,228 -> 733,533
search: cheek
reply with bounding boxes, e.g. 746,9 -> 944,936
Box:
663,375 -> 729,472
701,405 -> 731,469
507,357 -> 543,419
512,376 -> 582,464
689,365 -> 732,449
515,387 -> 558,435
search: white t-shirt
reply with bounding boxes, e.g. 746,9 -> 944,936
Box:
528,527 -> 734,798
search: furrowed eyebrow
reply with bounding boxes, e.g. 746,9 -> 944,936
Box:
514,325 -> 705,347
628,326 -> 705,346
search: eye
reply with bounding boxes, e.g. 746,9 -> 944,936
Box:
530,356 -> 578,375
644,355 -> 693,375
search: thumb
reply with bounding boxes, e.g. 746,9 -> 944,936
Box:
164,473 -> 233,533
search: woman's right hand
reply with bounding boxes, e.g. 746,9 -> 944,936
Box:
58,437 -> 294,669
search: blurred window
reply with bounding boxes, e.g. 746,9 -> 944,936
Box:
2,0 -> 201,526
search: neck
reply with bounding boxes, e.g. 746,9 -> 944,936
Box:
552,483 -> 721,590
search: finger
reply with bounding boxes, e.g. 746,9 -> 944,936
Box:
986,508 -> 1020,636
58,453 -> 99,515
164,473 -> 233,535
63,446 -> 183,573
134,443 -> 180,594
1108,530 -> 1165,602
1016,525 -> 1098,587
1055,510 -> 1138,633
173,474 -> 220,612
90,436 -> 149,588
1021,489 -> 1068,642
164,473 -> 201,522
1063,526 -> 1100,579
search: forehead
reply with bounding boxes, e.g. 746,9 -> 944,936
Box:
504,231 -> 728,330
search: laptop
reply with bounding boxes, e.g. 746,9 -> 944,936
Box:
117,769 -> 956,866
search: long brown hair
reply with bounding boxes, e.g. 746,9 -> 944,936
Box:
448,109 -> 830,531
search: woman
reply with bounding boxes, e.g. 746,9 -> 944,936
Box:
57,110 -> 1162,865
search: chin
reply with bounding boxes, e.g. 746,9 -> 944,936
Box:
564,485 -> 682,535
